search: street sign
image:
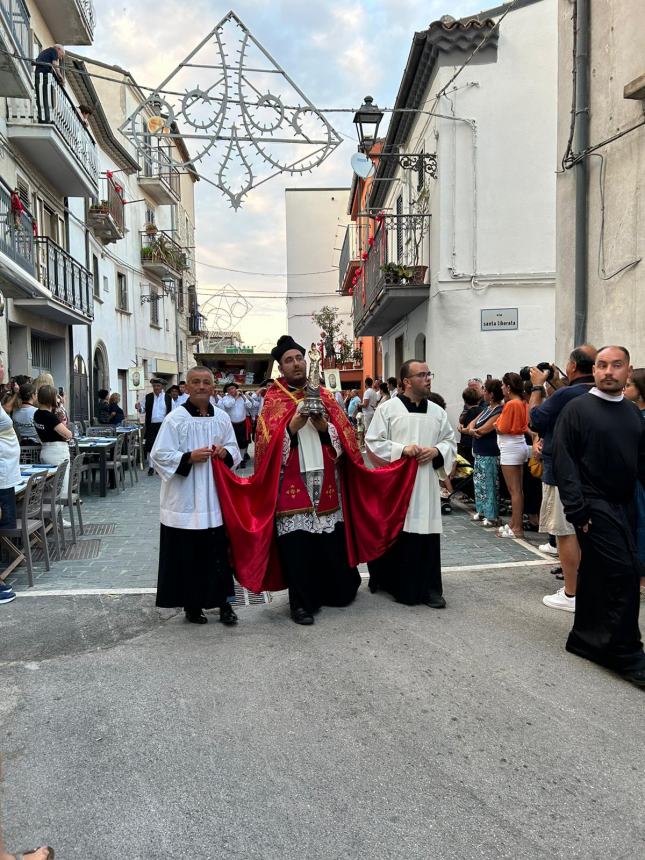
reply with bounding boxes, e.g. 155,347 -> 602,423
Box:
481,308 -> 518,331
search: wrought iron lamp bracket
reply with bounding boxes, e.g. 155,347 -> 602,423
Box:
377,151 -> 438,178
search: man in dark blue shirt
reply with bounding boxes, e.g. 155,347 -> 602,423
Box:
35,44 -> 65,123
529,345 -> 597,612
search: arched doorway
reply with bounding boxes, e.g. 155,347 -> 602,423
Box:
93,341 -> 109,411
72,354 -> 89,421
93,342 -> 109,390
414,333 -> 426,362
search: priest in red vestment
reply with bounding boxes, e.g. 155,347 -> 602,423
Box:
213,335 -> 418,625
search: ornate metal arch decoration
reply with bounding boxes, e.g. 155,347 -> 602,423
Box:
120,10 -> 343,210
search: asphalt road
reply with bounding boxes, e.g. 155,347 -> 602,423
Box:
1,568 -> 644,860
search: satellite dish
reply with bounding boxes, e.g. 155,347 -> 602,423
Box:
351,152 -> 374,180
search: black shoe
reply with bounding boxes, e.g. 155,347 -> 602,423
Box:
291,607 -> 314,625
368,577 -> 378,594
219,604 -> 238,626
620,666 -> 645,688
147,467 -> 154,476
185,609 -> 208,624
424,592 -> 447,609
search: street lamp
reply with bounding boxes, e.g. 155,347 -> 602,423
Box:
353,96 -> 384,152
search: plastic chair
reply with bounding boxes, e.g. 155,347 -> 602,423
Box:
41,461 -> 69,560
0,472 -> 50,586
62,453 -> 85,543
121,431 -> 138,487
19,445 -> 42,464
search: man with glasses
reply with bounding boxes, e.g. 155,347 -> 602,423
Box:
365,360 -> 456,607
553,345 -> 645,687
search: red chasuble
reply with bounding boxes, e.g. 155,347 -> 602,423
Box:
213,379 -> 417,593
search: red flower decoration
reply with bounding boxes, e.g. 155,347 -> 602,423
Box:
106,170 -> 113,179
361,251 -> 369,260
368,236 -> 374,247
348,287 -> 354,296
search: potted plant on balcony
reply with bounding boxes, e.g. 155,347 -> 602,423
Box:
337,334 -> 353,368
144,222 -> 158,237
90,200 -> 110,215
381,262 -> 414,283
352,346 -> 363,368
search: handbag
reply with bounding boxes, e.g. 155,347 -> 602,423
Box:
528,454 -> 543,479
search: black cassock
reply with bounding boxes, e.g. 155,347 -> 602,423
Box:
156,524 -> 235,612
553,392 -> 645,675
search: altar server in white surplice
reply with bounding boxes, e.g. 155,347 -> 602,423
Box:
151,366 -> 241,627
365,360 -> 457,608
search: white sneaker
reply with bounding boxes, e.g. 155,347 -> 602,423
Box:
538,542 -> 559,557
543,587 -> 575,613
472,512 -> 483,522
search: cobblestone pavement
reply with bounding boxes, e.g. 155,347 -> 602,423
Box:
5,458 -> 549,593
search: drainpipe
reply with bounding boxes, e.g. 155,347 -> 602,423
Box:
573,0 -> 590,344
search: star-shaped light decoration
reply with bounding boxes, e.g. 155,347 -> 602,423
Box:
120,10 -> 343,209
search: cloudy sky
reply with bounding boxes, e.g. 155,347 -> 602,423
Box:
87,0 -> 478,348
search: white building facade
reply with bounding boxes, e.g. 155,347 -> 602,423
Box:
0,1 -> 200,422
349,0 -> 557,422
285,187 -> 352,351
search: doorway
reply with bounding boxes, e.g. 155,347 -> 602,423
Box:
72,354 -> 89,421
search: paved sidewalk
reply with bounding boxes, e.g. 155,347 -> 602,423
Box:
5,462 -> 549,593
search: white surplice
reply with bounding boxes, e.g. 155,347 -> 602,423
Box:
150,405 -> 241,529
365,396 -> 457,534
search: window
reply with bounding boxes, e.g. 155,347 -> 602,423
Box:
150,286 -> 159,325
16,178 -> 30,208
145,207 -> 155,226
396,195 -> 403,260
116,272 -> 128,310
394,335 -> 404,376
31,335 -> 52,371
103,275 -> 109,294
92,254 -> 100,298
177,279 -> 184,312
179,340 -> 184,365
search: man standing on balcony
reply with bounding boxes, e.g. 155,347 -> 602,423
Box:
136,379 -> 172,476
34,45 -> 65,124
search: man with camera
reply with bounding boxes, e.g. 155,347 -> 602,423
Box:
528,346 -> 597,612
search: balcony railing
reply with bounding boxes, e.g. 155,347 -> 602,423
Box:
188,311 -> 207,337
78,0 -> 95,33
7,73 -> 98,186
353,216 -> 429,335
140,230 -> 187,275
87,177 -> 125,242
35,236 -> 93,319
338,225 -> 361,295
142,146 -> 181,200
0,0 -> 31,76
0,182 -> 35,276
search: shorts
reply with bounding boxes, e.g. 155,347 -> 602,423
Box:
539,483 -> 576,536
498,435 -> 529,466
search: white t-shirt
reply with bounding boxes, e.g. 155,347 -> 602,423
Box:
0,404 -> 21,489
362,387 -> 379,416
